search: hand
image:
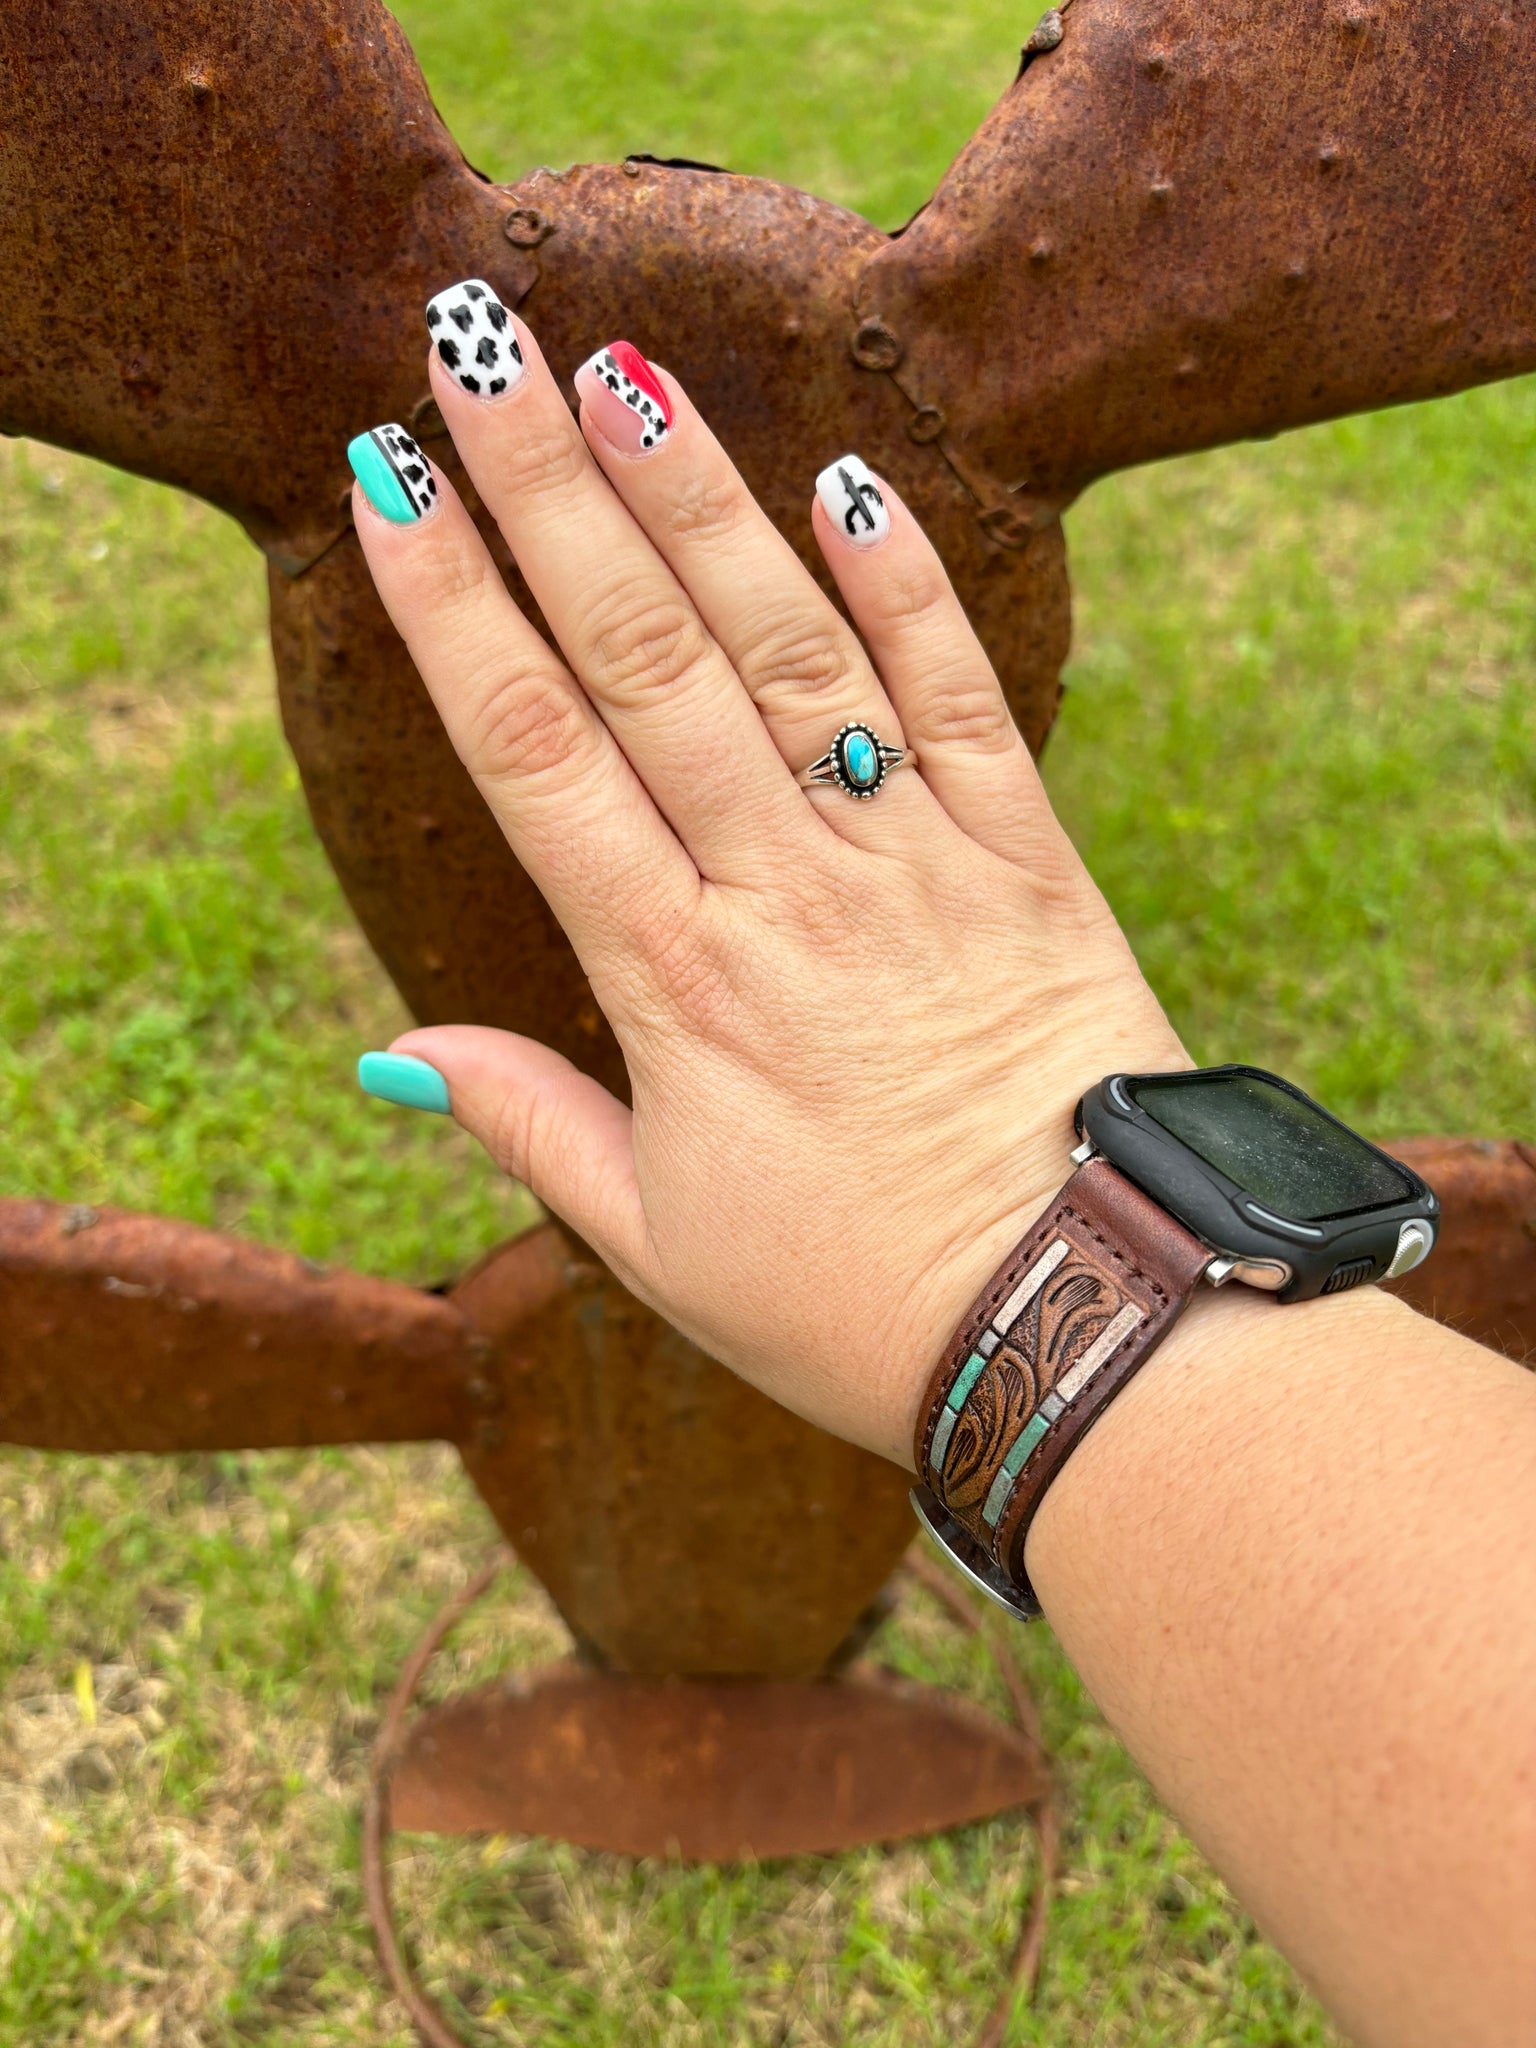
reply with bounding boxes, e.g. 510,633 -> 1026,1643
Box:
349,292 -> 1184,1467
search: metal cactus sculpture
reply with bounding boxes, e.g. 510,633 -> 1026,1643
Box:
1,0 -> 1533,1911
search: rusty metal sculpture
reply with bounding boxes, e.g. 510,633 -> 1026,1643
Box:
1,0 -> 1533,2020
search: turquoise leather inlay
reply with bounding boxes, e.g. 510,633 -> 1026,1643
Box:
947,1353 -> 987,1411
982,1411 -> 1050,1528
930,1351 -> 988,1481
358,1051 -> 451,1114
347,431 -> 418,524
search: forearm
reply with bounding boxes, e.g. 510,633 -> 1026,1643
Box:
1021,1284 -> 1536,2048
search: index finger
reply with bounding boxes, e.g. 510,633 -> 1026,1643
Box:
346,429 -> 701,965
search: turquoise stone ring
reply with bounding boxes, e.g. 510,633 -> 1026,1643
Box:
795,722 -> 916,800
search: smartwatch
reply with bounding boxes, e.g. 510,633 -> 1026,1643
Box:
911,1064 -> 1439,1620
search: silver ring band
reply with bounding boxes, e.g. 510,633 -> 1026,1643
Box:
795,722 -> 916,800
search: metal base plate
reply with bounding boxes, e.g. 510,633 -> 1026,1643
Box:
388,1661 -> 1048,1861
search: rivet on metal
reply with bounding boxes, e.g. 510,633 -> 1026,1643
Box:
1022,9 -> 1064,55
1150,180 -> 1174,204
1283,262 -> 1309,288
907,405 -> 946,444
977,503 -> 1035,549
1318,145 -> 1342,169
850,319 -> 904,371
621,159 -> 642,177
504,206 -> 556,247
1029,237 -> 1053,264
1142,50 -> 1169,77
1174,355 -> 1199,379
1341,10 -> 1369,32
184,71 -> 213,103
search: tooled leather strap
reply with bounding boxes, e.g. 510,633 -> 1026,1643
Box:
914,1158 -> 1212,1609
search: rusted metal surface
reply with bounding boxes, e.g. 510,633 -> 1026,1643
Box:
857,0 -> 1536,534
0,1193 -> 919,1674
0,0 -> 539,576
0,1197 -> 548,1450
456,1236 -> 919,1677
369,1556 -> 1055,2048
388,1659 -> 1048,1857
1384,1139 -> 1536,1363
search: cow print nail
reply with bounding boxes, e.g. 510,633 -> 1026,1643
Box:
580,341 -> 673,449
424,279 -> 525,398
368,423 -> 437,518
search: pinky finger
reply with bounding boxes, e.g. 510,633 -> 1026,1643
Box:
812,459 -> 1067,872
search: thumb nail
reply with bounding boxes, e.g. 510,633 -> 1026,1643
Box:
357,1051 -> 451,1115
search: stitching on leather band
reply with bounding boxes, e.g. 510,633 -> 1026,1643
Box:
1058,1201 -> 1170,1298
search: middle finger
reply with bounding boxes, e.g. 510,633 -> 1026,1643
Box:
424,283 -> 813,882
572,351 -> 921,829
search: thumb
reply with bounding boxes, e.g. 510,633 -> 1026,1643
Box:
360,1025 -> 645,1273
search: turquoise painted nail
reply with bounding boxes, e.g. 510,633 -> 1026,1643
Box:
347,424 -> 437,524
358,1051 -> 451,1115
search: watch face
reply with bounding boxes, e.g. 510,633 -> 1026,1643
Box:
1126,1070 -> 1415,1222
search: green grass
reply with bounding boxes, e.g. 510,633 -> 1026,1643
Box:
1053,386 -> 1536,1137
405,0 -> 1026,231
0,0 -> 1531,2040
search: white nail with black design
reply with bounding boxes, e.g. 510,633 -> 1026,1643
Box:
815,454 -> 889,549
425,279 -> 526,398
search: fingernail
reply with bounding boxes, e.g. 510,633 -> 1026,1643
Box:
816,454 -> 890,549
575,341 -> 673,454
348,425 -> 437,523
357,1051 -> 451,1115
424,279 -> 525,398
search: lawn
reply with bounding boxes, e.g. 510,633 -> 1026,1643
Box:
0,0 -> 1531,2041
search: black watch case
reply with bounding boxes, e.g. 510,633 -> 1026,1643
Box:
1075,1065 -> 1438,1304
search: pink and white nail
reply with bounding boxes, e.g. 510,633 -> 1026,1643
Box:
576,341 -> 674,454
815,454 -> 890,548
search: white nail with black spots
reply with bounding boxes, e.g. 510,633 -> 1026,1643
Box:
425,279 -> 525,398
816,454 -> 889,549
373,424 -> 437,517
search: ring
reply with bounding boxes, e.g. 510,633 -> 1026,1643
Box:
795,722 -> 917,800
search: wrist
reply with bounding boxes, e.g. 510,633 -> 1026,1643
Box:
876,1039 -> 1190,1471
876,1108 -> 1086,1472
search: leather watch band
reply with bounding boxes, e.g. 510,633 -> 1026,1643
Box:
914,1157 -> 1212,1611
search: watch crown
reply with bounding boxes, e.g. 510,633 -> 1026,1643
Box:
1385,1219 -> 1434,1279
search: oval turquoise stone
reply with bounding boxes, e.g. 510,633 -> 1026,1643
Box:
843,731 -> 878,786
